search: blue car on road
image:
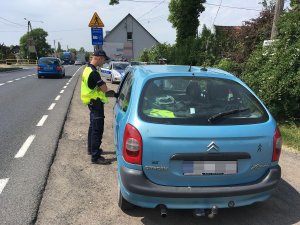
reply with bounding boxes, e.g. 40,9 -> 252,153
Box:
37,57 -> 65,78
113,65 -> 282,218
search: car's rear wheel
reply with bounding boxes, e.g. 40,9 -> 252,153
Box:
118,189 -> 135,211
38,75 -> 41,79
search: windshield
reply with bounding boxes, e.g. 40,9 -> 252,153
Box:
139,77 -> 269,125
39,58 -> 59,65
113,63 -> 129,70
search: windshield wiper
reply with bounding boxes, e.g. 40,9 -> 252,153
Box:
208,108 -> 249,123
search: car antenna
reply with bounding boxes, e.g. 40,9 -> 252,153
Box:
188,63 -> 192,72
201,38 -> 209,72
188,56 -> 196,72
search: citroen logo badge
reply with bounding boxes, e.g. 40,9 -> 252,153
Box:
207,141 -> 219,152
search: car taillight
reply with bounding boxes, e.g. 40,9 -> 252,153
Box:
56,66 -> 62,71
272,127 -> 282,161
38,66 -> 41,71
123,124 -> 142,164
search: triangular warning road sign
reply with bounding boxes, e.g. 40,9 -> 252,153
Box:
89,12 -> 104,27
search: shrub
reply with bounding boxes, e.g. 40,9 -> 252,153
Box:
242,7 -> 300,120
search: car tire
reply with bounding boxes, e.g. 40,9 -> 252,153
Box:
38,75 -> 41,79
110,75 -> 114,84
118,190 -> 135,211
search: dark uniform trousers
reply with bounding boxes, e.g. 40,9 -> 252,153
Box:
88,98 -> 105,161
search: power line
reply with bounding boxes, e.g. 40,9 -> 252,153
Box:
138,0 -> 165,19
212,0 -> 222,25
120,0 -> 164,2
48,28 -> 88,32
140,14 -> 166,21
204,2 -> 261,12
0,17 -> 25,27
0,30 -> 24,32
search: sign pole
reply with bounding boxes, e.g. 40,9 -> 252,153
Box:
88,12 -> 105,52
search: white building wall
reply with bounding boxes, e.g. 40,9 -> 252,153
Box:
104,15 -> 158,60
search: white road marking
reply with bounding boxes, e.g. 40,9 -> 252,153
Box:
60,90 -> 64,94
31,74 -> 36,75
63,86 -> 67,88
0,178 -> 9,194
55,95 -> 61,101
66,83 -> 69,85
36,115 -> 48,126
15,78 -> 21,81
0,83 -> 4,86
22,76 -> 26,78
15,135 -> 36,158
48,103 -> 56,110
7,80 -> 13,83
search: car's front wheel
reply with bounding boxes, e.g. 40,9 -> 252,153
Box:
118,189 -> 135,211
110,75 -> 115,84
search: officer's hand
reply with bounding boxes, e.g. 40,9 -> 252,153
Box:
105,90 -> 118,98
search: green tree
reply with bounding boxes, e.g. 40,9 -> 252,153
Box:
242,6 -> 300,119
79,47 -> 85,52
0,43 -> 10,59
57,42 -> 62,52
168,0 -> 205,43
109,0 -> 119,5
68,48 -> 77,54
20,28 -> 51,59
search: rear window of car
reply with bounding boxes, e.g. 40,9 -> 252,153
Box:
39,58 -> 59,64
138,77 -> 269,125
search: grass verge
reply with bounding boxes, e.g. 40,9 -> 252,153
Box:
279,122 -> 300,152
0,67 -> 21,72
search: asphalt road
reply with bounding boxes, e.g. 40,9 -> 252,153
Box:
35,75 -> 300,225
0,66 -> 83,225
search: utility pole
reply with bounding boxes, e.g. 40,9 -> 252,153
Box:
53,40 -> 56,57
24,18 -> 43,61
271,0 -> 284,39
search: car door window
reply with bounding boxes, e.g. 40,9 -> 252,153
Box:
117,73 -> 133,112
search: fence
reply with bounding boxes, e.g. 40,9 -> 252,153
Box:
0,59 -> 38,65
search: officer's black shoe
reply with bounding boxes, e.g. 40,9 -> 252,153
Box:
91,156 -> 111,165
88,148 -> 103,155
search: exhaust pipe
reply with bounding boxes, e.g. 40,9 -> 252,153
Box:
159,205 -> 167,218
193,208 -> 205,217
207,205 -> 218,219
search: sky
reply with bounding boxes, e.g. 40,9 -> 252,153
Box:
0,0 -> 277,52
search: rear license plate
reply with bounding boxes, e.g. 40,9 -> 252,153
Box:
182,161 -> 237,175
44,65 -> 51,71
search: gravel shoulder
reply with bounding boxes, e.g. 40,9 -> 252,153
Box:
35,75 -> 300,225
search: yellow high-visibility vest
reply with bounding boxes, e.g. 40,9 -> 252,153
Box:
144,109 -> 175,118
81,66 -> 108,105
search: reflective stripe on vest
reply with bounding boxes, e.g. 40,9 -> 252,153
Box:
81,66 -> 108,105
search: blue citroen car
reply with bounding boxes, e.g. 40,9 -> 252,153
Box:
113,65 -> 281,217
37,57 -> 65,78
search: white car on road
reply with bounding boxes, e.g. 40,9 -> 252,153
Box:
100,61 -> 129,84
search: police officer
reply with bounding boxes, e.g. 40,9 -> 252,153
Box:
81,50 -> 113,164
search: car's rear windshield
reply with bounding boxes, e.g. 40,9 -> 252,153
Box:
39,58 -> 59,64
138,77 -> 269,125
113,63 -> 129,70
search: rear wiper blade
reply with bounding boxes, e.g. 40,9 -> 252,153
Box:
208,108 -> 250,123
